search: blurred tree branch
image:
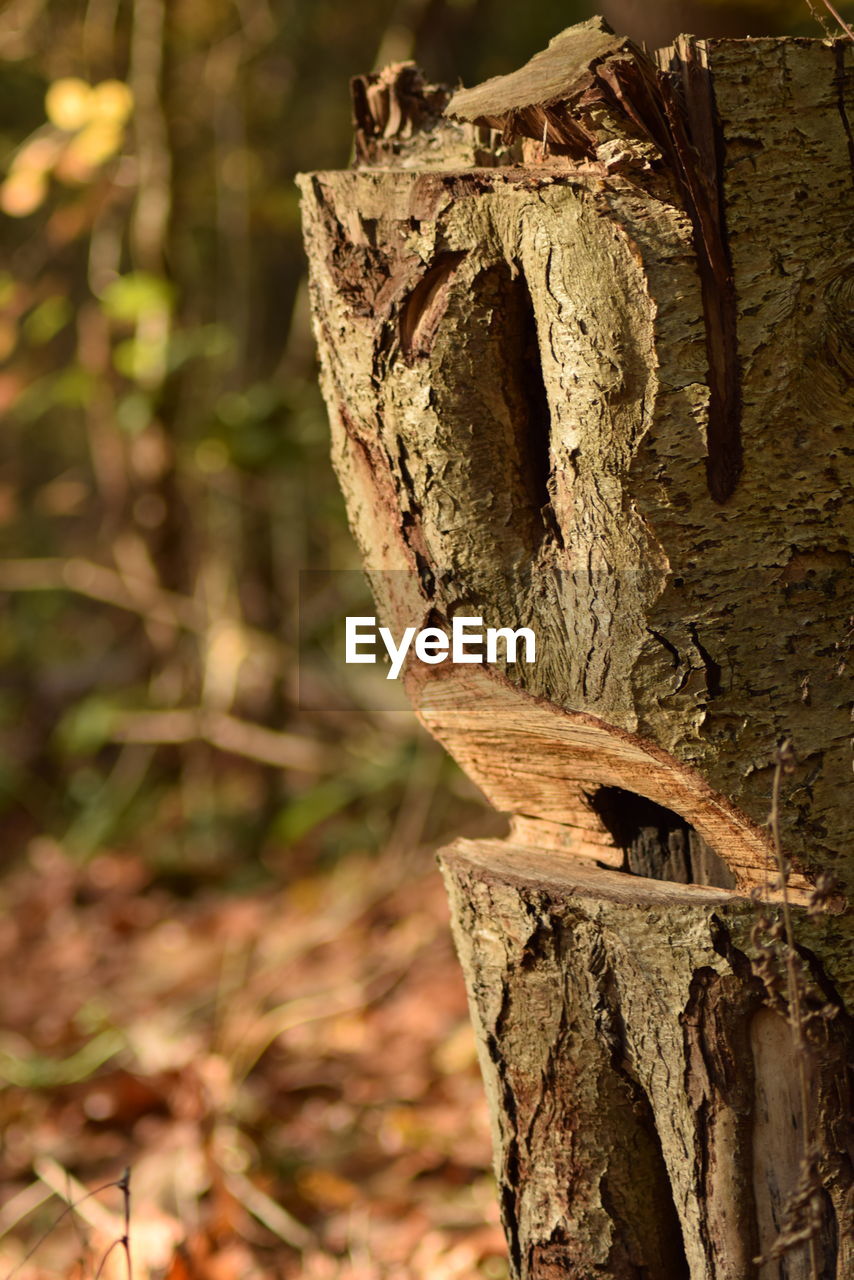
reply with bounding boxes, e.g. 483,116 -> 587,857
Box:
111,708 -> 328,773
0,556 -> 285,658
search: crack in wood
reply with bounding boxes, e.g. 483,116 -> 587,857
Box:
653,40 -> 743,505
398,251 -> 466,361
833,40 -> 854,187
446,20 -> 744,503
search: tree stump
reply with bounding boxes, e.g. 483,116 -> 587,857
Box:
298,20 -> 853,1278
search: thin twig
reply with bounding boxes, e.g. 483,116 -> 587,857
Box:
804,0 -> 837,36
118,1168 -> 131,1280
223,1171 -> 311,1249
805,0 -> 854,38
3,1164 -> 125,1280
821,0 -> 854,38
0,557 -> 284,657
33,1160 -> 122,1237
0,1183 -> 52,1242
111,708 -> 328,772
93,1236 -> 124,1280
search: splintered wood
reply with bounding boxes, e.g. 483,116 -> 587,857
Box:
299,18 -> 853,1279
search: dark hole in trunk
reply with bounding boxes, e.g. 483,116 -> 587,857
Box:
510,270 -> 553,528
599,1072 -> 692,1279
589,786 -> 736,889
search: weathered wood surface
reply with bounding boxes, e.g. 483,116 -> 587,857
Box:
298,19 -> 853,1279
298,22 -> 853,906
441,838 -> 852,1279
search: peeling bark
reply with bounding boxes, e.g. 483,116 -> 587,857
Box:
298,19 -> 853,1278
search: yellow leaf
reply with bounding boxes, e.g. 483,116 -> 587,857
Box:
296,1167 -> 359,1210
0,170 -> 47,217
45,77 -> 93,131
63,119 -> 123,172
91,80 -> 134,124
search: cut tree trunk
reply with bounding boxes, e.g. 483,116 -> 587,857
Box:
298,20 -> 853,1279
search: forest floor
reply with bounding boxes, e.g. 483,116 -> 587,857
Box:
0,834 -> 507,1280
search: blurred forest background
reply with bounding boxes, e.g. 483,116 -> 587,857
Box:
0,0 -> 851,1277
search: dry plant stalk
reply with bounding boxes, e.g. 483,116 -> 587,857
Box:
806,0 -> 854,40
749,742 -> 843,1277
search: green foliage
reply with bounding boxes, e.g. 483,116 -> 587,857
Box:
0,0 -> 631,880
99,273 -> 176,324
0,1029 -> 125,1089
23,296 -> 72,345
54,697 -> 122,756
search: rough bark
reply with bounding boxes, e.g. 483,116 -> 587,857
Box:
298,20 -> 853,1278
439,838 -> 852,1280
